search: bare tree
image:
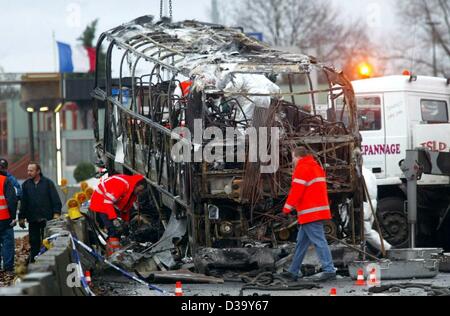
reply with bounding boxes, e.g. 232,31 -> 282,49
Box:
0,68 -> 20,100
229,0 -> 380,79
395,0 -> 450,76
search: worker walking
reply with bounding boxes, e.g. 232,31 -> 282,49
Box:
0,169 -> 18,273
89,174 -> 147,253
18,163 -> 62,263
281,147 -> 337,282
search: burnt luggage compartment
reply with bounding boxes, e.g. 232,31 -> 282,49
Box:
91,16 -> 364,271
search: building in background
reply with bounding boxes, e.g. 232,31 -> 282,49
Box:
0,98 -> 29,158
60,76 -> 101,184
0,73 -> 100,184
0,73 -> 31,179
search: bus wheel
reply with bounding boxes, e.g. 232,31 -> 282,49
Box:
377,198 -> 409,249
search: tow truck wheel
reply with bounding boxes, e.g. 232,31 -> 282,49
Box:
377,198 -> 409,249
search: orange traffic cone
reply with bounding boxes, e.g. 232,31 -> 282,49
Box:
175,281 -> 183,296
106,238 -> 121,257
329,288 -> 337,296
355,269 -> 366,286
368,268 -> 380,287
85,271 -> 92,286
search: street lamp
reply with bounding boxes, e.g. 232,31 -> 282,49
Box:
55,104 -> 63,186
27,109 -> 35,161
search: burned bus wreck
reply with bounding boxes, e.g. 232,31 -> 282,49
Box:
91,16 -> 365,273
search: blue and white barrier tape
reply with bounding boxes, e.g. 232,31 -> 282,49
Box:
69,235 -> 96,296
35,233 -> 67,260
32,232 -> 171,296
71,236 -> 172,296
32,233 -> 95,296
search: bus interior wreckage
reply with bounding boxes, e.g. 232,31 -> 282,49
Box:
91,16 -> 367,278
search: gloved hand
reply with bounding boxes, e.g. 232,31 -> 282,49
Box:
19,219 -> 26,229
112,218 -> 124,236
280,210 -> 296,223
279,210 -> 293,218
112,218 -> 122,229
122,221 -> 130,236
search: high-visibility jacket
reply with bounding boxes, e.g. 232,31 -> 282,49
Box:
180,80 -> 192,97
90,174 -> 144,221
283,155 -> 332,225
0,175 -> 11,221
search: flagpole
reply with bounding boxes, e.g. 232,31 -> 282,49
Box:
52,30 -> 57,72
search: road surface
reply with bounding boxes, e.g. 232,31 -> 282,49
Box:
93,272 -> 450,297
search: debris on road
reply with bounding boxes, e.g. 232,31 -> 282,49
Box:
194,248 -> 283,276
137,270 -> 224,284
369,283 -> 450,297
433,253 -> 450,273
239,271 -> 322,296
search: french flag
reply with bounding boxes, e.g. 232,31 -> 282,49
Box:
57,41 -> 96,73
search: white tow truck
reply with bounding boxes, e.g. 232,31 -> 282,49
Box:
352,75 -> 450,249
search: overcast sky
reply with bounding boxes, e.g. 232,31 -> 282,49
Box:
0,0 -> 397,73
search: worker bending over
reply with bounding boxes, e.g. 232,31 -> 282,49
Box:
90,174 -> 147,248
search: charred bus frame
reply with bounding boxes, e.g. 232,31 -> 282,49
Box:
92,16 -> 364,256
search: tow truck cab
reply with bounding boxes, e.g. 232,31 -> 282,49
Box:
352,75 -> 450,249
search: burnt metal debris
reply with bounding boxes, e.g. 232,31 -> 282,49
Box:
368,283 -> 450,297
136,270 -> 224,284
239,272 -> 322,295
92,16 -> 365,271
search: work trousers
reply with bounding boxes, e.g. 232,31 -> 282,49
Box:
289,221 -> 336,276
29,221 -> 47,263
0,228 -> 15,271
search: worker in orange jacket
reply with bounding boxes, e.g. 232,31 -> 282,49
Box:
90,174 -> 147,239
280,147 -> 337,282
0,170 -> 18,273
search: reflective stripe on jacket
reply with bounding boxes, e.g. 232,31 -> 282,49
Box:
90,174 -> 144,221
283,156 -> 332,225
0,175 -> 11,221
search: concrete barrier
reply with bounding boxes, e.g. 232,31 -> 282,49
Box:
0,217 -> 91,296
22,273 -> 59,296
0,282 -> 42,296
0,185 -> 97,296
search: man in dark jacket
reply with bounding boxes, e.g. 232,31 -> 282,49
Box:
0,170 -> 18,273
18,163 -> 62,263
